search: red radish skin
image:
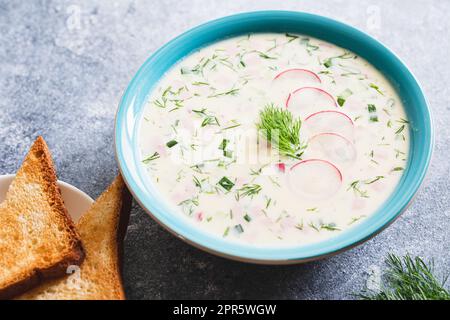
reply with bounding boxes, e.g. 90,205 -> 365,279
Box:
274,68 -> 322,83
304,110 -> 355,141
288,159 -> 343,199
290,159 -> 343,181
285,87 -> 338,109
305,110 -> 353,124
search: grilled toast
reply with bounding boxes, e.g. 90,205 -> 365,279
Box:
0,137 -> 84,299
20,175 -> 132,300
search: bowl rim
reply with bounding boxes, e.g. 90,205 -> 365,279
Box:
114,10 -> 434,264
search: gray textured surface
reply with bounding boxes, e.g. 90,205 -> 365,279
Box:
0,0 -> 448,300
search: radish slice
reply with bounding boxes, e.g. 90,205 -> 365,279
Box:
288,159 -> 342,199
304,110 -> 354,140
286,87 -> 337,117
305,133 -> 357,167
273,69 -> 321,99
274,68 -> 321,83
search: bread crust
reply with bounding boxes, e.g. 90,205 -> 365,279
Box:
115,177 -> 133,300
0,137 -> 84,299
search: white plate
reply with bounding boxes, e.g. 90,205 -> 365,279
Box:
0,174 -> 94,223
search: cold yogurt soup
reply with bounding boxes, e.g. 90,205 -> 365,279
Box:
139,33 -> 409,246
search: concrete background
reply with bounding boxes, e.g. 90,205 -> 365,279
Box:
0,0 -> 448,299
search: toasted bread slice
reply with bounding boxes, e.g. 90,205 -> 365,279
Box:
19,175 -> 132,300
0,137 -> 84,299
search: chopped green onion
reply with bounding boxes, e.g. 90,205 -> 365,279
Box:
219,139 -> 229,150
368,104 -> 379,122
234,224 -> 244,234
218,176 -> 235,191
166,140 -> 178,148
337,89 -> 353,107
324,58 -> 333,68
223,150 -> 233,158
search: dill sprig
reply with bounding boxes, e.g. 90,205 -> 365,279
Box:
256,104 -> 306,159
236,184 -> 262,199
357,254 -> 450,300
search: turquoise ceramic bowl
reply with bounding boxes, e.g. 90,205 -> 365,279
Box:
115,11 -> 433,264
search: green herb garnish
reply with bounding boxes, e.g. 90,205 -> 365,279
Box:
166,140 -> 178,148
357,254 -> 450,300
321,223 -> 340,231
365,176 -> 385,184
256,104 -> 306,159
219,139 -> 229,150
218,176 -> 235,191
208,88 -> 240,98
142,152 -> 160,164
234,224 -> 244,234
369,83 -> 384,95
368,104 -> 379,122
237,184 -> 262,199
395,125 -> 406,135
244,214 -> 252,222
202,115 -> 220,127
285,33 -> 299,43
337,89 -> 353,107
348,180 -> 369,198
348,215 -> 366,225
223,150 -> 233,158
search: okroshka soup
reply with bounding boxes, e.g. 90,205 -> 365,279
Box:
138,33 -> 409,246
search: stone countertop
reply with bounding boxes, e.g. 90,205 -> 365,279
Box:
0,0 -> 448,299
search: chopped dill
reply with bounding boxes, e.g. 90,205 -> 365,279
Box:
193,176 -> 202,189
192,81 -> 209,86
369,83 -> 384,95
237,184 -> 262,199
142,152 -> 160,164
257,51 -> 277,60
348,215 -> 366,225
265,197 -> 272,209
208,88 -> 240,98
295,219 -> 304,230
285,33 -> 299,43
395,125 -> 406,135
321,223 -> 341,231
365,176 -> 385,184
201,115 -> 220,127
348,180 -> 369,198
